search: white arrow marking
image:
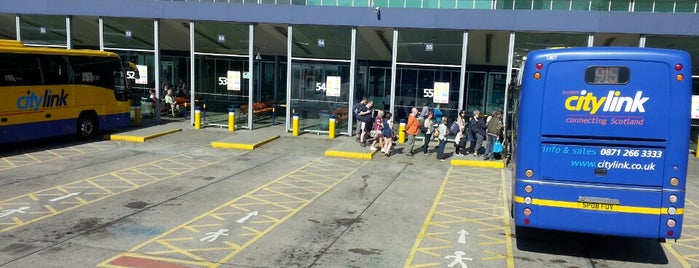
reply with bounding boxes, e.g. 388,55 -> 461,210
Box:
49,192 -> 82,202
235,211 -> 259,223
457,229 -> 469,244
0,207 -> 31,217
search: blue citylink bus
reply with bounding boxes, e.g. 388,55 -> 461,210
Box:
512,47 -> 692,240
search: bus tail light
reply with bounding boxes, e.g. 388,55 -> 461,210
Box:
523,208 -> 532,216
667,230 -> 674,236
667,219 -> 676,228
676,74 -> 684,81
675,63 -> 683,71
669,195 -> 677,203
669,177 -> 679,187
525,169 -> 534,178
536,62 -> 543,70
524,185 -> 533,193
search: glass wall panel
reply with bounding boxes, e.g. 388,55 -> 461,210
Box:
338,0 -> 354,6
485,72 -> 507,113
397,29 -> 463,65
593,33 -> 639,47
457,0 -> 474,9
373,0 -> 389,7
634,1 -> 654,12
675,0 -> 696,12
465,72 -> 486,113
645,35 -> 699,74
515,0 -> 533,9
475,0 -> 493,8
194,21 -> 248,55
551,0 -> 571,10
533,0 -> 547,9
71,16 -> 99,49
388,0 -> 404,7
512,32 -> 589,68
290,25 -> 351,133
422,0 -> 439,8
19,15 -> 66,47
442,0 -> 457,8
591,0 -> 608,10
571,0 -> 590,10
609,0 -> 630,11
290,62 -> 351,133
307,0 -> 322,5
407,0 -> 423,7
395,66 -> 461,124
292,25 -> 351,59
103,17 -> 153,50
654,0 -> 674,12
118,51 -> 156,105
194,55 -> 250,126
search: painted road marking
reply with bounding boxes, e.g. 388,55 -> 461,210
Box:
99,157 -> 365,268
404,167 -> 514,268
663,198 -> 699,268
0,142 -> 120,171
0,150 -> 235,233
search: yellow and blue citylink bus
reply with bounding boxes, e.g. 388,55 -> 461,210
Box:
513,47 -> 691,240
0,40 -> 131,144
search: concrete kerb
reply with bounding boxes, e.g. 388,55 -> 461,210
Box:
110,128 -> 182,143
210,135 -> 280,150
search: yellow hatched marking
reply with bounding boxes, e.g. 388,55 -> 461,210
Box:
664,197 -> 699,268
99,157 -> 365,268
405,167 -> 513,268
0,143 -> 119,171
0,152 -> 233,233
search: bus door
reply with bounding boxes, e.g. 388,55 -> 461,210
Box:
537,60 -> 671,187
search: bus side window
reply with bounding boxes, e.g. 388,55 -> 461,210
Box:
0,54 -> 41,86
40,56 -> 70,85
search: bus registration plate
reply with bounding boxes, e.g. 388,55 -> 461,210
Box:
577,197 -> 620,212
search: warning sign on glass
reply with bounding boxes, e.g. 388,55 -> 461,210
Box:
433,82 -> 450,104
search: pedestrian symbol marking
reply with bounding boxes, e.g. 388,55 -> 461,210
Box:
445,251 -> 472,268
200,229 -> 230,242
0,207 -> 30,218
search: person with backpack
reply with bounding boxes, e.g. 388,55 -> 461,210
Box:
483,111 -> 504,160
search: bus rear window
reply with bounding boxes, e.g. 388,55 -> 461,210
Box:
585,66 -> 630,85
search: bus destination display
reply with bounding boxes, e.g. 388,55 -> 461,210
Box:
585,66 -> 629,85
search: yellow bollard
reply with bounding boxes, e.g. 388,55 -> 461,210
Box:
329,115 -> 336,139
228,107 -> 235,132
399,119 -> 406,143
134,107 -> 142,126
292,113 -> 299,136
195,108 -> 201,130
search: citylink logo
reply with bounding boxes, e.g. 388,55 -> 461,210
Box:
16,89 -> 70,110
564,90 -> 649,115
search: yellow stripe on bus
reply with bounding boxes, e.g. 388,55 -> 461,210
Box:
513,196 -> 684,215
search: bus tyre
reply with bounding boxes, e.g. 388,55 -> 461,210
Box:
77,113 -> 97,140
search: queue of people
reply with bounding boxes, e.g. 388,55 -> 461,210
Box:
353,99 -> 504,161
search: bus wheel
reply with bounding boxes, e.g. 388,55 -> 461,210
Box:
77,113 -> 97,140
